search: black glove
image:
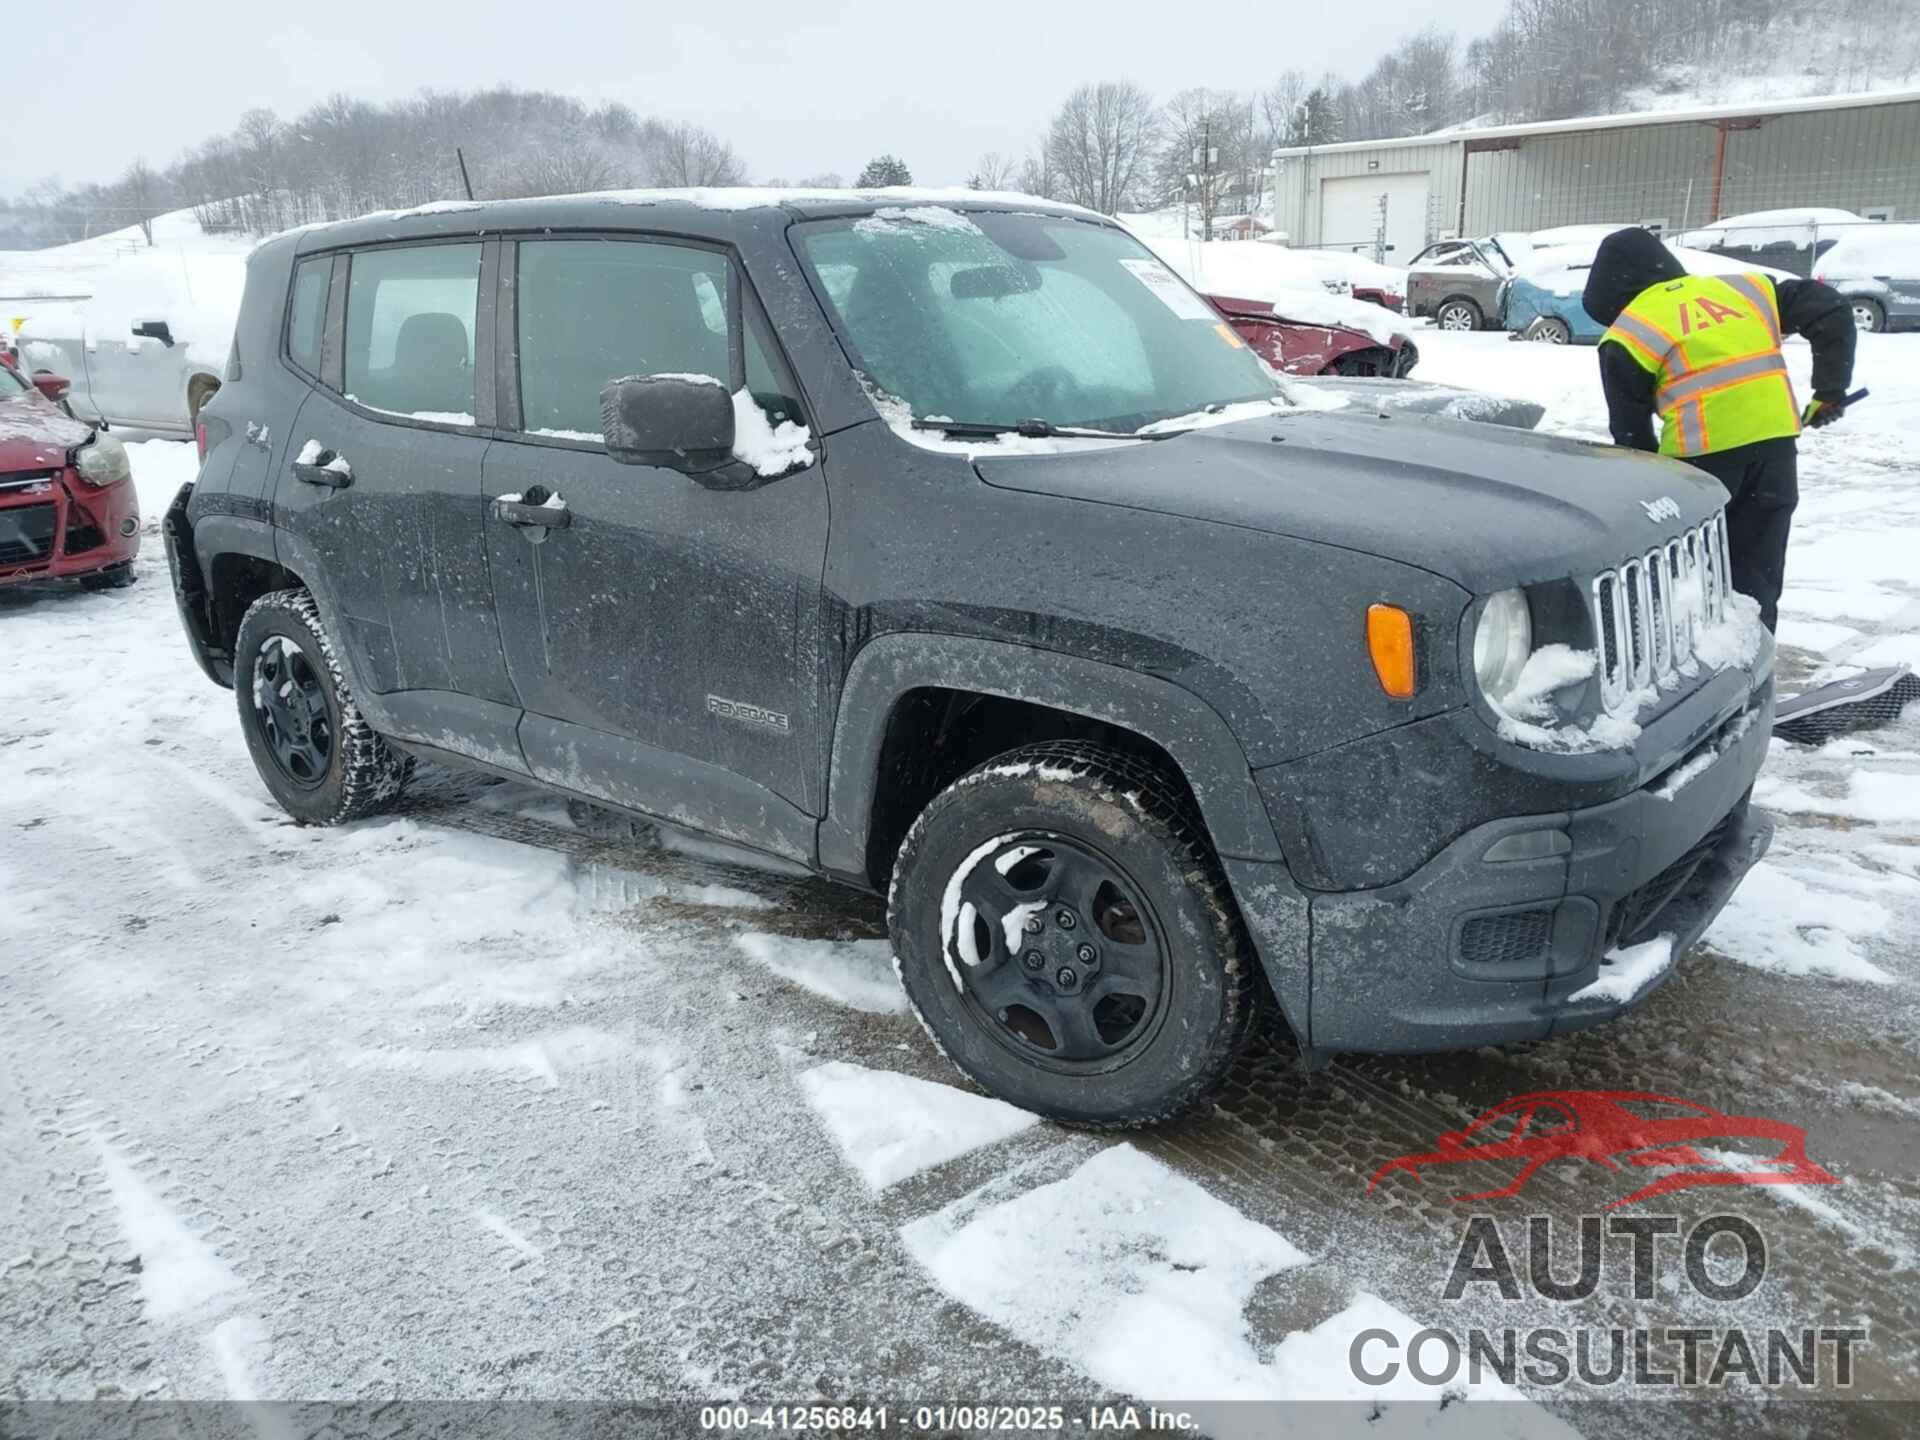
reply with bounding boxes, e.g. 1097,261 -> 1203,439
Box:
1803,391 -> 1848,428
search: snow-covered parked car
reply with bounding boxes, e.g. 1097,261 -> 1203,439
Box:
1205,288 -> 1417,378
16,253 -> 243,438
1813,223 -> 1920,332
0,362 -> 140,590
1674,207 -> 1863,278
1500,241 -> 1793,343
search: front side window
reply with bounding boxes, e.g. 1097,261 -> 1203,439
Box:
343,243 -> 480,421
795,208 -> 1281,433
517,238 -> 735,438
286,257 -> 330,376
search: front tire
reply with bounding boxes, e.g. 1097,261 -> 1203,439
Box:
888,742 -> 1256,1129
1436,298 -> 1482,331
234,588 -> 412,824
1851,298 -> 1886,333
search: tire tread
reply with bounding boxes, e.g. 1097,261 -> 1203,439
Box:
889,739 -> 1256,1130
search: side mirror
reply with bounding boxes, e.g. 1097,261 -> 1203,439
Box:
599,375 -> 734,470
132,320 -> 175,348
31,372 -> 71,402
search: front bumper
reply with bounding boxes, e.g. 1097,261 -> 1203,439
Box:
1225,680 -> 1775,1055
0,469 -> 139,587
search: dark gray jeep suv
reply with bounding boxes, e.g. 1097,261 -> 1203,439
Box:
165,190 -> 1775,1127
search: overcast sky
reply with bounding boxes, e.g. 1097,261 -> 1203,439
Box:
9,0 -> 1516,195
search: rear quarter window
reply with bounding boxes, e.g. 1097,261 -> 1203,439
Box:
286,257 -> 330,376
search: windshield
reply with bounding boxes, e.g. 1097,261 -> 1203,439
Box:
795,208 -> 1282,433
0,363 -> 30,398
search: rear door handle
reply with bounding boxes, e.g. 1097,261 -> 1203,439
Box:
292,445 -> 352,488
492,491 -> 570,529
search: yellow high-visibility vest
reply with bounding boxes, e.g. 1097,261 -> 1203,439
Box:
1601,272 -> 1802,458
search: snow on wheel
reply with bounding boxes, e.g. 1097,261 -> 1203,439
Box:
1437,298 -> 1482,331
234,588 -> 413,825
888,741 -> 1256,1129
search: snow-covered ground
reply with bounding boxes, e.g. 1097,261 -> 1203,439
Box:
4,327 -> 1919,1427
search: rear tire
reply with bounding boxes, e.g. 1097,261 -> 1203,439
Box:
1526,316 -> 1573,344
234,588 -> 412,825
1436,298 -> 1482,331
888,741 -> 1256,1129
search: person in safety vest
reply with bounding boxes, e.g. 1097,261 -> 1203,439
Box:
1582,227 -> 1856,632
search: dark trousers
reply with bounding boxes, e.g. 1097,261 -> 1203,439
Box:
1687,438 -> 1797,633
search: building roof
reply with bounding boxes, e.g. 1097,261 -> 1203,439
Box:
1271,88 -> 1920,158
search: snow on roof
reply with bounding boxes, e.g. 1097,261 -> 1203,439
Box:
287,186 -> 1103,242
1272,87 -> 1920,156
1816,222 -> 1920,277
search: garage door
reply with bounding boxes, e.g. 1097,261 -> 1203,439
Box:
1319,173 -> 1431,264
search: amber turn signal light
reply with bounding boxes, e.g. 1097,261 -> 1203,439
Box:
1367,604 -> 1417,699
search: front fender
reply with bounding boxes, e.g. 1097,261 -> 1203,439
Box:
819,631 -> 1287,873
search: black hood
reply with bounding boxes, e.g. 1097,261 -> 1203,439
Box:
1581,227 -> 1687,327
971,409 -> 1728,595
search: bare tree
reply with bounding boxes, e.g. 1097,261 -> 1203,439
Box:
646,121 -> 747,187
1159,88 -> 1253,238
120,159 -> 161,244
968,151 -> 1017,190
1045,81 -> 1158,214
1016,148 -> 1057,200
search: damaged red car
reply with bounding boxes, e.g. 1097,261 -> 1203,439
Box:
1206,292 -> 1419,378
0,363 -> 139,591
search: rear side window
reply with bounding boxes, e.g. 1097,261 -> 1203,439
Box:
343,243 -> 480,422
286,257 -> 330,376
516,238 -> 733,437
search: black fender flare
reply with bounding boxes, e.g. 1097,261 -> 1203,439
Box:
818,632 -> 1286,874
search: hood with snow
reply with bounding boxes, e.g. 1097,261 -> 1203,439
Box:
1581,227 -> 1688,327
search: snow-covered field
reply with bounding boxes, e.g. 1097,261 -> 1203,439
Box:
4,329 -> 1919,1430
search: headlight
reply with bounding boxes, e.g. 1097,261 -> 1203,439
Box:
71,432 -> 131,488
1473,588 -> 1533,702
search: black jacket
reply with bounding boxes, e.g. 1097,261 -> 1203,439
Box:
1583,227 -> 1856,454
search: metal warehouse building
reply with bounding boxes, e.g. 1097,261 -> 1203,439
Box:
1270,90 -> 1920,261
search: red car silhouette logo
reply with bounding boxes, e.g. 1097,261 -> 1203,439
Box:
1368,1090 -> 1838,1209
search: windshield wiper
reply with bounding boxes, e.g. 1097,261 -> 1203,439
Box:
911,417 -> 1183,441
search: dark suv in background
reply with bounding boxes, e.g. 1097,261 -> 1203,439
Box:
165,191 -> 1776,1127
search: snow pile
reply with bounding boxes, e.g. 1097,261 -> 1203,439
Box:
1568,935 -> 1676,1004
902,1144 -> 1574,1435
729,388 -> 813,475
799,1061 -> 1037,1190
731,932 -> 906,1014
1705,862 -> 1897,984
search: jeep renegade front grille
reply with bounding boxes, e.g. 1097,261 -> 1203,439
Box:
1590,513 -> 1730,711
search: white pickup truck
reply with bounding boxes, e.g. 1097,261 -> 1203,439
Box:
18,254 -> 242,438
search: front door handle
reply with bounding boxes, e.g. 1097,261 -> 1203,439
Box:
292,443 -> 352,488
492,489 -> 571,530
